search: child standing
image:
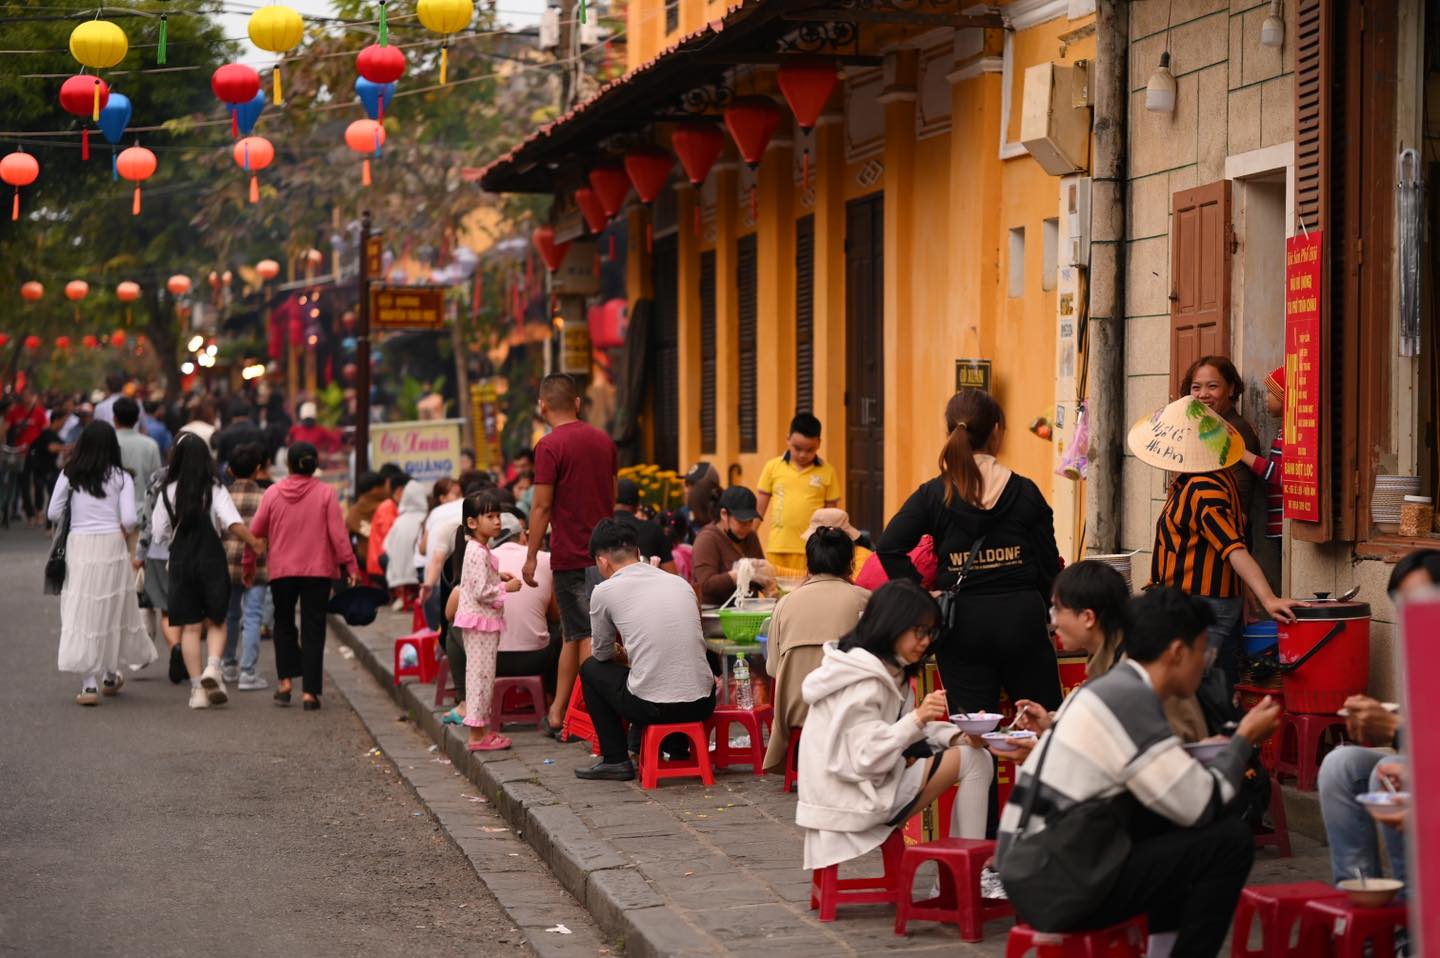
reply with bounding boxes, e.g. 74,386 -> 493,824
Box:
1241,365 -> 1285,541
446,490 -> 523,751
756,413 -> 841,572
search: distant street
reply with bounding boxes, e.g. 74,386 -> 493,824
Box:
0,528 -> 529,958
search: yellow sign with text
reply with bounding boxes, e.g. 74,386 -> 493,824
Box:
370,287 -> 446,330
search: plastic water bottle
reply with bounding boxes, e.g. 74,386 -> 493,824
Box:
733,658 -> 754,710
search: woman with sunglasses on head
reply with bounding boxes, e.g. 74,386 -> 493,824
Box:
796,579 -> 992,873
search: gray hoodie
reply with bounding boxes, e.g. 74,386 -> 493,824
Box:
383,480 -> 431,588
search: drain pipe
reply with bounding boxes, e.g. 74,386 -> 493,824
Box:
1084,0 -> 1128,555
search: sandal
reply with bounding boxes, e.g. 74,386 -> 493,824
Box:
466,733 -> 512,752
441,708 -> 465,725
273,688 -> 292,707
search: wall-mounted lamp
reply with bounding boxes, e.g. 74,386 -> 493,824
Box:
1260,0 -> 1284,48
1145,52 -> 1176,113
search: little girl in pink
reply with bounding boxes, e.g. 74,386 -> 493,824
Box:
446,491 -> 522,751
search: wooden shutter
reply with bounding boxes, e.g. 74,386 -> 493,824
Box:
737,234 -> 758,454
700,251 -> 717,454
651,234 -> 680,470
795,215 -> 815,415
1169,181 -> 1232,400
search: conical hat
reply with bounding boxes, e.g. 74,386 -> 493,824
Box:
1127,397 -> 1245,473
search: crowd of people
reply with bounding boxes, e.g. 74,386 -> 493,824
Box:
28,359 -> 1420,956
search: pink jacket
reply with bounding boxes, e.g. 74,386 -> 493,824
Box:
250,475 -> 357,581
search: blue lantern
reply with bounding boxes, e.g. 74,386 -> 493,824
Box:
98,92 -> 132,180
234,89 -> 267,136
355,77 -> 396,122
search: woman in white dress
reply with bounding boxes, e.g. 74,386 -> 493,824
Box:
49,421 -> 155,705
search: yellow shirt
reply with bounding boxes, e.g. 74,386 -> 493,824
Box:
757,454 -> 840,556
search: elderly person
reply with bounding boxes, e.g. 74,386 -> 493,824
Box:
763,520 -> 870,775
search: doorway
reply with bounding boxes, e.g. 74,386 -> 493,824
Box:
845,193 -> 885,536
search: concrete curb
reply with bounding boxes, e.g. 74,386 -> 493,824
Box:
330,616 -> 730,958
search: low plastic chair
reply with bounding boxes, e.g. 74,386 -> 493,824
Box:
893,837 -> 1014,942
489,675 -> 546,730
1005,915 -> 1147,957
708,703 -> 773,775
1296,897 -> 1407,958
393,629 -> 440,686
1231,881 -> 1347,957
1273,713 -> 1347,790
637,722 -> 714,789
809,830 -> 905,922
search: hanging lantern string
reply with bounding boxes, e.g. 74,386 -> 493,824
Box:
157,13 -> 167,64
377,0 -> 389,45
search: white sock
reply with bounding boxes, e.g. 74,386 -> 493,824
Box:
206,656 -> 223,671
83,675 -> 98,690
190,678 -> 203,689
1147,931 -> 1177,958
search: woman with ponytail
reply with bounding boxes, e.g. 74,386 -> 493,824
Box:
876,389 -> 1063,719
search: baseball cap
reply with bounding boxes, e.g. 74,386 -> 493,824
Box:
616,477 -> 641,506
299,401 -> 318,421
493,512 -> 524,546
685,462 -> 715,485
717,485 -> 760,522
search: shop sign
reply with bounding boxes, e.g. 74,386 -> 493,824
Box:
1400,596 -> 1438,955
954,358 -> 993,393
365,236 -> 384,276
1283,231 -> 1323,522
370,286 -> 447,330
560,321 -> 592,377
470,383 -> 504,472
550,240 -> 600,296
370,419 -> 463,481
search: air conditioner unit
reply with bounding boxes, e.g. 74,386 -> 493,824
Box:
1020,62 -> 1091,176
539,7 -> 560,50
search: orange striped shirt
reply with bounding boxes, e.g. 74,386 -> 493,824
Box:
1149,471 -> 1247,598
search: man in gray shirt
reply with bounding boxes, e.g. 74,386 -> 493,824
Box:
575,518 -> 716,781
113,397 -> 161,526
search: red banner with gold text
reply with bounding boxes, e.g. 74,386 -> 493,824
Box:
1283,231 -> 1322,522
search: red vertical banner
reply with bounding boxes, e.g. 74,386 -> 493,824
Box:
1283,231 -> 1323,521
1399,597 -> 1438,954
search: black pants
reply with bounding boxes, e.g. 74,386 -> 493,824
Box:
444,626 -> 466,700
271,576 -> 331,696
579,657 -> 715,764
1083,813 -> 1254,958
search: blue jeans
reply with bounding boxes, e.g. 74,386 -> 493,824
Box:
223,583 -> 267,673
1318,745 -> 1407,888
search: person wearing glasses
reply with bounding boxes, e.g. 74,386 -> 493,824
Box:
796,580 -> 992,873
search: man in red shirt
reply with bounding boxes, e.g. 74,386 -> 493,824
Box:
5,388 -> 49,451
523,374 -> 617,735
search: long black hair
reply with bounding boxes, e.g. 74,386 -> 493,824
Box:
64,421 -> 123,497
165,432 -> 217,525
837,579 -> 942,680
449,488 -> 508,581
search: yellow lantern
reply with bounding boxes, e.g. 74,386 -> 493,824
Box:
69,20 -> 129,70
416,0 -> 473,84
248,6 -> 304,104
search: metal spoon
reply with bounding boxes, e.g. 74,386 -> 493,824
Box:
1354,866 -> 1367,889
1338,585 -> 1361,602
1380,772 -> 1400,795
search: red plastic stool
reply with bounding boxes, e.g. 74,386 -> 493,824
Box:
561,677 -> 599,756
1274,713 -> 1347,790
637,722 -> 714,789
1231,882 -> 1348,957
1252,781 -> 1292,858
433,653 -> 456,707
893,838 -> 1014,941
490,675 -> 546,731
1296,898 -> 1407,958
809,830 -> 905,922
411,600 -> 428,632
1005,916 -> 1147,957
782,726 -> 801,792
708,704 -> 773,775
394,629 -> 441,686
1236,684 -> 1285,772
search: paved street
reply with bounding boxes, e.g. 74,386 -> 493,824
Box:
0,529 -> 535,958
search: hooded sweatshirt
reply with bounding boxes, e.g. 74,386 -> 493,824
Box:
250,475 -> 357,581
876,454 -> 1060,600
796,643 -> 961,864
384,480 -> 430,588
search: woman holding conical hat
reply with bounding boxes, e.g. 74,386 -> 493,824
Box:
1130,397 -> 1301,677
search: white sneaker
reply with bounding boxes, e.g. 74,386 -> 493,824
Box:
188,686 -> 211,709
200,664 -> 229,706
221,664 -> 240,684
979,866 -> 1008,900
238,671 -> 269,691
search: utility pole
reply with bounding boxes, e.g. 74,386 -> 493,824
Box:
557,0 -> 580,112
355,209 -> 373,478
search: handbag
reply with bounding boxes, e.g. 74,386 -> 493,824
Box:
936,533 -> 987,634
996,713 -> 1133,932
44,489 -> 73,595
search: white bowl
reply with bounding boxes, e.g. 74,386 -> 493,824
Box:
1182,740 -> 1230,764
1357,791 -> 1410,823
1336,878 -> 1403,908
982,730 -> 1037,752
950,712 -> 1003,735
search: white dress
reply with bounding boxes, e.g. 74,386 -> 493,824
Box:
49,470 -> 155,676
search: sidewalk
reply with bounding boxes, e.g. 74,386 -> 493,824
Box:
335,608 -> 1332,958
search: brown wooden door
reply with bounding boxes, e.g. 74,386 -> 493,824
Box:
1170,181 -> 1232,399
845,194 -> 884,536
651,234 -> 679,470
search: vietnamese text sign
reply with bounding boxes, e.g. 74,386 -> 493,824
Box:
365,236 -> 384,277
1283,232 -> 1322,522
955,359 -> 993,393
370,419 -> 462,481
370,287 -> 446,330
470,383 -> 504,472
560,322 -> 592,377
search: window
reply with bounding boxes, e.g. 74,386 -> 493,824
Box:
1007,227 -> 1025,298
795,215 -> 815,414
700,250 -> 717,454
737,234 -> 758,454
1042,217 -> 1059,292
665,0 -> 678,33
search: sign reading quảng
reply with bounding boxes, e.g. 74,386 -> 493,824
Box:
370,419 -> 463,482
370,287 -> 447,330
1283,231 -> 1322,522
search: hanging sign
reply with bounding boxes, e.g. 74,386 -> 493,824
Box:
370,418 -> 463,480
1283,231 -> 1322,522
560,321 -> 592,377
365,235 -> 384,276
370,286 -> 446,330
955,358 -> 992,393
470,382 -> 504,472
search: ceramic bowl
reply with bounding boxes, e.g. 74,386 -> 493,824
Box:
981,730 -> 1037,752
1337,878 -> 1403,908
1182,740 -> 1230,764
949,712 -> 1003,735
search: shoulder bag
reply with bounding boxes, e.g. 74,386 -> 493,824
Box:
43,488 -> 73,595
936,533 -> 986,635
995,712 -> 1133,932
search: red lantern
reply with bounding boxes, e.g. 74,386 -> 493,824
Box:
212,64 -> 261,137
344,119 -> 387,187
59,75 -> 109,159
671,122 -> 725,187
0,334 -> 11,348
20,281 -> 43,302
342,361 -> 358,382
777,58 -> 839,133
723,95 -> 781,169
232,136 -> 275,204
116,281 -> 140,302
587,164 -> 631,219
356,44 -> 406,85
55,335 -> 71,350
531,226 -> 571,273
255,259 -> 280,281
83,334 -> 98,349
1,151 -> 39,222
167,274 -> 191,296
624,147 -> 673,204
65,280 -> 89,301
573,186 -> 608,235
116,145 -> 157,215
24,335 -> 42,351
110,330 -> 127,348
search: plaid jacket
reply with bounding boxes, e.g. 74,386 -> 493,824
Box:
226,478 -> 267,585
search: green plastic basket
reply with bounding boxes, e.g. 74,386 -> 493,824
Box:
716,608 -> 771,644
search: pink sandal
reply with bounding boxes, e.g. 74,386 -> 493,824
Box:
466,733 -> 512,752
